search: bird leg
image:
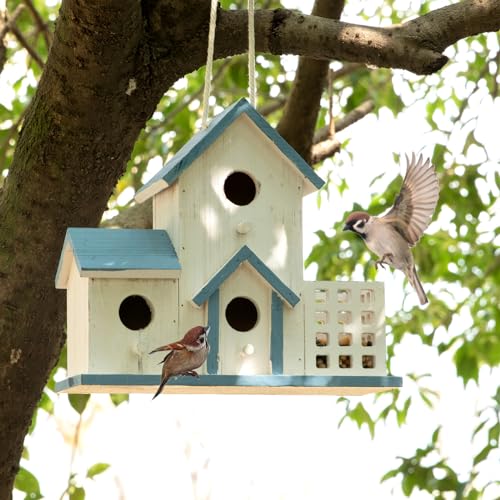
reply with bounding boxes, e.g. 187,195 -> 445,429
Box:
183,370 -> 199,378
375,253 -> 393,269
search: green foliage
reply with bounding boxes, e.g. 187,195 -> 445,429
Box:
14,467 -> 43,499
2,0 -> 499,498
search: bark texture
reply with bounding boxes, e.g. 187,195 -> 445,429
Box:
0,0 -> 499,496
277,0 -> 345,163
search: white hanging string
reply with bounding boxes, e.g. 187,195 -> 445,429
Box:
201,0 -> 219,129
201,0 -> 257,129
248,0 -> 256,107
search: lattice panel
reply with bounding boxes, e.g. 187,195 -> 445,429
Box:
304,281 -> 386,376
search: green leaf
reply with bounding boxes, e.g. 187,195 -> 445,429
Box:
348,403 -> 376,438
109,393 -> 129,406
69,486 -> 86,500
14,467 -> 42,498
87,462 -> 110,479
69,394 -> 90,415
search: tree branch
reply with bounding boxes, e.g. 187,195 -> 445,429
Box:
214,0 -> 500,75
311,138 -> 341,164
313,99 -> 375,144
277,0 -> 345,163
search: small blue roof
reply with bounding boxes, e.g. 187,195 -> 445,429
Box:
192,245 -> 300,308
55,228 -> 180,288
135,98 -> 325,203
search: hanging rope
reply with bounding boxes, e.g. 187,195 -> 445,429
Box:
201,0 -> 257,128
201,0 -> 218,129
248,0 -> 256,107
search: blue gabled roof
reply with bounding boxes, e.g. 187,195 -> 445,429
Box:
55,228 -> 180,288
135,98 -> 325,202
192,245 -> 300,308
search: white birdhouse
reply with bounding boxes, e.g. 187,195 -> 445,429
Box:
55,99 -> 401,395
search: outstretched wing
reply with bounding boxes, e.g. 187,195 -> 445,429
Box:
382,153 -> 439,246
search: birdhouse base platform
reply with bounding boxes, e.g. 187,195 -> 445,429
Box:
55,374 -> 402,396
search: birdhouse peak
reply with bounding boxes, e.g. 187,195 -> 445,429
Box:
135,98 -> 325,203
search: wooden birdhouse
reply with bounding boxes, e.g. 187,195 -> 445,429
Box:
55,99 -> 401,395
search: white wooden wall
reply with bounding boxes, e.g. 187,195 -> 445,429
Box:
88,278 -> 179,374
218,264 -> 271,375
67,260 -> 89,376
303,281 -> 386,376
154,115 -> 306,339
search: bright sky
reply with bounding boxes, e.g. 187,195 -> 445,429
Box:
4,1 -> 500,499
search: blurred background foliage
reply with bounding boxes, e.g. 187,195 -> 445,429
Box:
1,0 -> 499,498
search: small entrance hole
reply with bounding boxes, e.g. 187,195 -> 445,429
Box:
224,171 -> 257,206
119,295 -> 152,331
315,332 -> 329,347
316,355 -> 328,368
225,297 -> 258,332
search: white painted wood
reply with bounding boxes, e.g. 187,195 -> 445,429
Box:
55,245 -> 75,289
153,182 -> 179,251
60,384 -> 397,396
157,115 -> 305,309
135,178 -> 169,204
219,264 -> 271,374
303,281 -> 386,376
66,260 -> 89,376
88,279 -> 179,374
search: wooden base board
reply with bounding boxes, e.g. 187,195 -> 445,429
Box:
56,374 -> 402,396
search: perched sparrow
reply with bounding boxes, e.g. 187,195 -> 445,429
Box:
343,153 -> 439,305
149,325 -> 210,399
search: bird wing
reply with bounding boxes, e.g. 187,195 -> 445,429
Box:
381,153 -> 439,246
149,341 -> 187,355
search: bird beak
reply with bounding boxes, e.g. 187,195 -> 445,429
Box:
204,325 -> 211,337
343,224 -> 350,231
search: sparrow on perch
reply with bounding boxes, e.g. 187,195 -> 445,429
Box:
343,153 -> 439,305
150,325 -> 210,399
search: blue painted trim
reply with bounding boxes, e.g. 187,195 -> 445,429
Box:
207,289 -> 219,374
192,245 -> 300,308
271,292 -> 283,375
56,228 -> 180,286
55,373 -> 403,392
135,98 -> 325,201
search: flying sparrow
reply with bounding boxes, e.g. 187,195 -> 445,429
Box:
149,325 -> 210,399
343,153 -> 439,305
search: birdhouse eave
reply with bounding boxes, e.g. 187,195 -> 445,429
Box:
55,228 -> 181,288
191,245 -> 300,309
134,98 -> 325,204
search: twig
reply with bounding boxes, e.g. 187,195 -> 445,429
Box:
0,5 -> 24,39
23,0 -> 53,49
9,20 -> 45,69
313,99 -> 374,143
311,137 -> 341,164
258,96 -> 286,116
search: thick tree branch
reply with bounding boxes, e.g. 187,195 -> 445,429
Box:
214,0 -> 500,75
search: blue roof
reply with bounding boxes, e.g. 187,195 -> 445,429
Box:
192,245 -> 300,308
135,98 -> 325,202
55,228 -> 180,287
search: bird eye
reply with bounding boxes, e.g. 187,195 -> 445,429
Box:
358,220 -> 365,228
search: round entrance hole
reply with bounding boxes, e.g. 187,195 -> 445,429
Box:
225,297 -> 258,332
119,295 -> 152,330
223,171 -> 257,206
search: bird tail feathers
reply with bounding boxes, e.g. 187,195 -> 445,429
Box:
408,265 -> 428,305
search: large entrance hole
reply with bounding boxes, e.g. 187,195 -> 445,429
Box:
225,296 -> 258,332
119,295 -> 152,330
223,171 -> 257,206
